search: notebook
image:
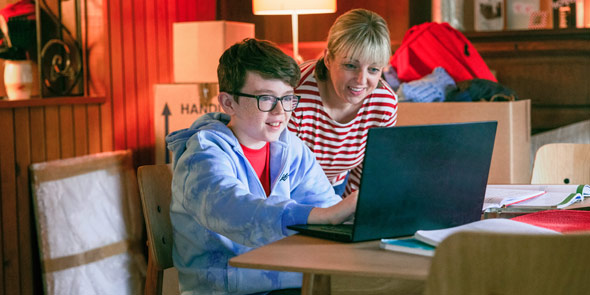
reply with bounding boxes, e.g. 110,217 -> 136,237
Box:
287,121 -> 498,242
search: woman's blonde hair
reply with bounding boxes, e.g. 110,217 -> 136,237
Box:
316,9 -> 391,81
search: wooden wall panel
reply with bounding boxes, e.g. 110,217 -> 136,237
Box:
155,0 -> 173,85
74,105 -> 89,156
0,161 -> 3,295
533,108 -> 590,131
176,0 -> 217,22
14,108 -> 33,295
58,106 -> 75,158
27,107 -> 45,295
132,0 -> 153,166
219,0 -> 410,44
0,108 -> 19,295
30,108 -> 47,163
145,0 -> 159,166
87,105 -> 102,154
45,106 -> 61,161
485,55 -> 589,106
1,102 -> 104,294
473,35 -> 590,134
99,92 -> 114,153
122,0 -> 140,159
104,0 -> 216,167
100,0 -> 114,153
109,0 -> 126,152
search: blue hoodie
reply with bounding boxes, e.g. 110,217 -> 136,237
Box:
166,113 -> 341,294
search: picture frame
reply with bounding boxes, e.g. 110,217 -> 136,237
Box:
507,0 -> 540,30
474,0 -> 505,31
529,10 -> 549,29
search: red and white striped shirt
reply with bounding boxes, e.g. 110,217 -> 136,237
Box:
288,62 -> 398,196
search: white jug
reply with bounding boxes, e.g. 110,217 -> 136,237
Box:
4,59 -> 33,100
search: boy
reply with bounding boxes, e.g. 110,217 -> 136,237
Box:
166,38 -> 357,294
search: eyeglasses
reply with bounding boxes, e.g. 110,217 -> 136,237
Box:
230,92 -> 300,112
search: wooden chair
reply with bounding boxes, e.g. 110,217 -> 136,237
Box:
137,164 -> 179,295
424,231 -> 590,295
530,143 -> 590,184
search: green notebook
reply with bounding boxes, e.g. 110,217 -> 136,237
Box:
380,237 -> 435,257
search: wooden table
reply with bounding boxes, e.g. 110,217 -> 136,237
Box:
230,196 -> 590,294
229,234 -> 431,295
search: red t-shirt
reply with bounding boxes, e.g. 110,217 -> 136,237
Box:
241,142 -> 271,196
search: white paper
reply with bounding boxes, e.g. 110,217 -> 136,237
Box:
511,192 -> 583,209
485,184 -> 589,209
488,184 -> 589,195
414,218 -> 560,247
483,188 -> 546,211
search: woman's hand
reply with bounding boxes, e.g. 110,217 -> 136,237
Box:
307,191 -> 358,225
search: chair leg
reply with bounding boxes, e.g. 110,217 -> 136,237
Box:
302,273 -> 331,295
145,250 -> 164,295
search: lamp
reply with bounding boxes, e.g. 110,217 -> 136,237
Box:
252,0 -> 336,61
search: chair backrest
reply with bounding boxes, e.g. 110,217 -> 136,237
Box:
137,164 -> 174,270
424,231 -> 590,295
531,143 -> 590,184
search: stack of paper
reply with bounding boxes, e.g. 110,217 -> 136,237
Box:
413,218 -> 559,247
380,218 -> 559,256
483,188 -> 546,210
484,184 -> 590,211
381,184 -> 590,256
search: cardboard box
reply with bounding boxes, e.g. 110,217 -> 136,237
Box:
173,21 -> 254,83
396,100 -> 531,184
154,84 -> 221,164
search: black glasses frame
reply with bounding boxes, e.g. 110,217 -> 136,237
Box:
230,92 -> 301,112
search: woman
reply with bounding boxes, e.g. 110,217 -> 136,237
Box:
288,8 -> 398,197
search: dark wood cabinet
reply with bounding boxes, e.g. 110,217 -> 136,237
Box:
467,29 -> 590,134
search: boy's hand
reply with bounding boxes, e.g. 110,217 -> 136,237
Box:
307,191 -> 358,225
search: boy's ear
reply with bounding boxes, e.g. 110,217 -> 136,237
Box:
218,92 -> 237,115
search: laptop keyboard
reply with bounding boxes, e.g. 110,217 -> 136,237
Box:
316,224 -> 353,235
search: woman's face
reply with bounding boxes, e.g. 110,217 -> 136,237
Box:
325,52 -> 384,106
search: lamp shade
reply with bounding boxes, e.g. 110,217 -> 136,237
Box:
252,0 -> 336,15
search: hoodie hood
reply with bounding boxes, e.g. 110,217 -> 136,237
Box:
166,112 -> 236,165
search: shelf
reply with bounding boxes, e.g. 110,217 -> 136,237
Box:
0,96 -> 106,109
465,28 -> 590,42
465,28 -> 590,57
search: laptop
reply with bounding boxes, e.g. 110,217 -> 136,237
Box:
287,121 -> 497,242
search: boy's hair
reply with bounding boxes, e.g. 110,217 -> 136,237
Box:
316,9 -> 391,81
217,38 -> 301,98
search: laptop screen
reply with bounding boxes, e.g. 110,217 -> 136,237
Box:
288,121 -> 497,242
351,121 -> 497,241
